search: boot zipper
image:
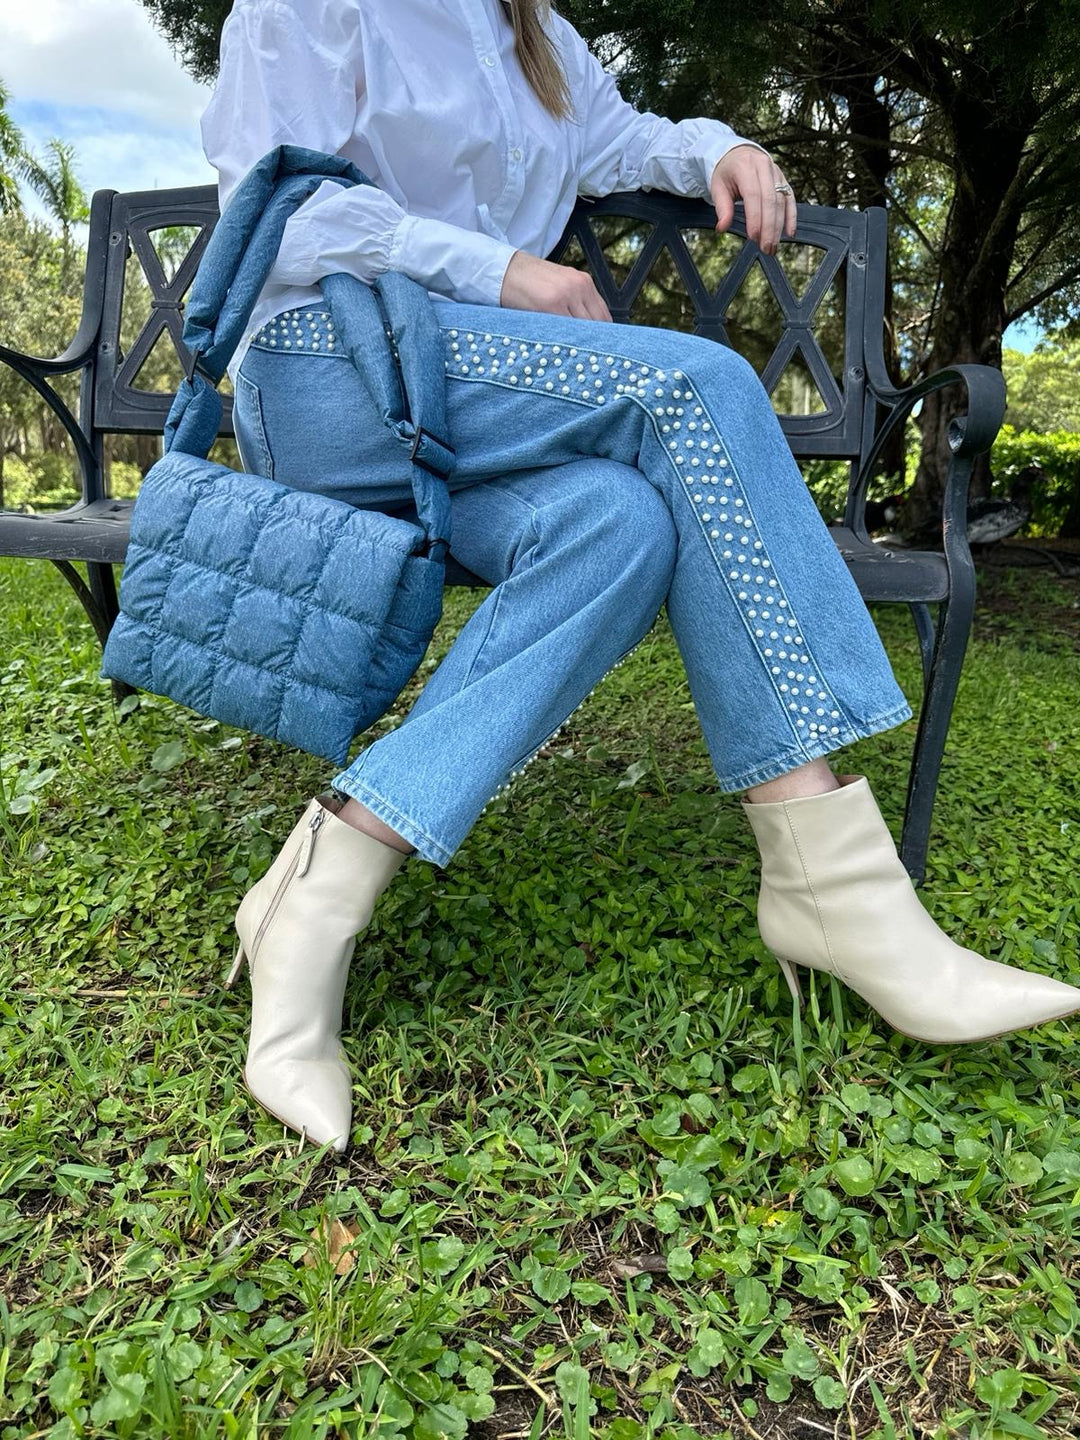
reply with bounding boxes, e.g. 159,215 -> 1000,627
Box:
250,807 -> 325,963
295,806 -> 325,877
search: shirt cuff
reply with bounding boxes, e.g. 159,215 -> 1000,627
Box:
270,179 -> 404,286
695,135 -> 773,197
389,213 -> 519,307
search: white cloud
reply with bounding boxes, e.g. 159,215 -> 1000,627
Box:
0,0 -> 212,130
1,0 -> 216,210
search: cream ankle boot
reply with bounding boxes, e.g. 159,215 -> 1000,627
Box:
742,774 -> 1080,1043
225,792 -> 408,1151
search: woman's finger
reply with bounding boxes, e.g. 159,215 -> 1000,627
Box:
741,156 -> 763,253
755,152 -> 782,253
772,168 -> 797,242
784,185 -> 798,239
568,277 -> 611,322
764,160 -> 787,254
712,174 -> 736,234
770,182 -> 786,254
584,288 -> 612,322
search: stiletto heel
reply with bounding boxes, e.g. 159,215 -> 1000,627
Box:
775,954 -> 803,1007
744,775 -> 1080,1044
224,940 -> 247,990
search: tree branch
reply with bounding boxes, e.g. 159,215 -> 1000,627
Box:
1007,264 -> 1080,324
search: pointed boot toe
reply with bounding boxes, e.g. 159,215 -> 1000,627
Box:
228,793 -> 409,1149
957,961 -> 1080,1043
743,775 -> 1080,1044
243,1057 -> 352,1152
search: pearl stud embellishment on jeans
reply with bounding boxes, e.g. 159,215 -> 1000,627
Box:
251,308 -> 338,353
441,327 -> 845,743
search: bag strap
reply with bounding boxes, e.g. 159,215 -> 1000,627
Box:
163,144 -> 452,558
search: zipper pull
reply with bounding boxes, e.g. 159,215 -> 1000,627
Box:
295,807 -> 326,878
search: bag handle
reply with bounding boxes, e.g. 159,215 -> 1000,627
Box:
163,144 -> 452,558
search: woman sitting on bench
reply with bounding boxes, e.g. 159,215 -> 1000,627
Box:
200,0 -> 1080,1152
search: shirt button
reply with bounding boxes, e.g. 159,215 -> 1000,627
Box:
482,54 -> 496,65
511,147 -> 522,161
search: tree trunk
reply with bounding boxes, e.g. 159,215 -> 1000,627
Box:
1059,463 -> 1080,539
841,71 -> 907,485
907,100 -> 1032,536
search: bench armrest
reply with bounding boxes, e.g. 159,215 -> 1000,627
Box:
0,188 -> 113,510
0,187 -> 112,380
0,344 -> 101,510
0,330 -> 97,381
846,363 -> 1007,541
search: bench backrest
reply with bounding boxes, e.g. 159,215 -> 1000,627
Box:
85,183 -> 888,464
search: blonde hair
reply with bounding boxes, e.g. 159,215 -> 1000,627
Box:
500,0 -> 575,121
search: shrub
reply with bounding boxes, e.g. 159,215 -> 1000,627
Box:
991,425 -> 1080,536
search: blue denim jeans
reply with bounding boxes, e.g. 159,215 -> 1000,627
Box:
233,298 -> 912,866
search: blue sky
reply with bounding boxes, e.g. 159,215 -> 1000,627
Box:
0,0 -> 1045,351
1,0 -> 214,211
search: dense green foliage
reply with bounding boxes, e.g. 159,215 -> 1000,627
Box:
137,0 -> 233,84
0,201 -> 233,510
3,555 -> 1080,1436
1004,340 -> 1080,435
0,210 -> 81,510
991,428 -> 1080,537
0,78 -> 28,215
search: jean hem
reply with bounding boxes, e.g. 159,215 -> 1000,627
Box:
326,773 -> 455,868
713,699 -> 914,792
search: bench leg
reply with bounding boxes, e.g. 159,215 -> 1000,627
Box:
909,601 -> 935,690
89,561 -> 138,705
900,575 -> 976,886
87,560 -> 120,641
50,559 -> 111,648
49,559 -> 137,705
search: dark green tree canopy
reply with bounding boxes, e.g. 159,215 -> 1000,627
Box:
141,0 -> 231,83
141,0 -> 1080,515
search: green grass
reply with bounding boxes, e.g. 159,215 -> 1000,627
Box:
2,556 -> 1080,1440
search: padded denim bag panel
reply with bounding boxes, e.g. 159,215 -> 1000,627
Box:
100,145 -> 454,765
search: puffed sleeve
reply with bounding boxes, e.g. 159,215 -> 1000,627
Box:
549,11 -> 770,200
199,0 -> 519,305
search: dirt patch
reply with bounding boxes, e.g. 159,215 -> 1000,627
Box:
972,552 -> 1080,651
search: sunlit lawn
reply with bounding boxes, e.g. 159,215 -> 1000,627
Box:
2,554 -> 1079,1439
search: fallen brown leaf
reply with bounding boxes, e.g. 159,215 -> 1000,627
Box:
303,1216 -> 362,1275
610,1253 -> 669,1278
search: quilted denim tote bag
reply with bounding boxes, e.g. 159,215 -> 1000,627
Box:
100,145 -> 455,765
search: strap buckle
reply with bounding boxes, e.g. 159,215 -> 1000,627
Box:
181,342 -> 213,387
408,424 -> 455,479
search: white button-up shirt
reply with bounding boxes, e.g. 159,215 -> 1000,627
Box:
200,0 -> 763,382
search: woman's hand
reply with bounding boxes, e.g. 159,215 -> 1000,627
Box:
710,145 -> 797,256
499,249 -> 613,320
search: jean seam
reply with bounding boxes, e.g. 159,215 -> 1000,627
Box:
234,370 -> 274,480
501,629 -> 651,777
456,494 -> 540,692
335,627 -> 656,867
246,344 -> 352,362
668,377 -> 849,741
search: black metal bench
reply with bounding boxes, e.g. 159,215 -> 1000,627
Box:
0,183 -> 1004,882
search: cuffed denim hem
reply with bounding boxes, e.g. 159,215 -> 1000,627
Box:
326,774 -> 455,868
713,699 -> 914,793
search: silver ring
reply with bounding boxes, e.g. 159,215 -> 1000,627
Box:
774,182 -> 793,195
